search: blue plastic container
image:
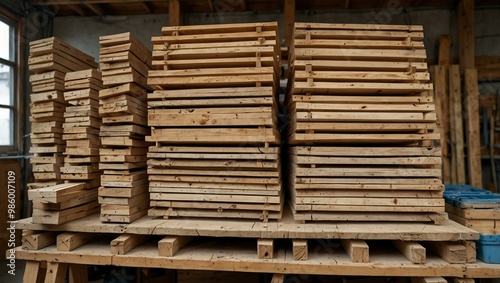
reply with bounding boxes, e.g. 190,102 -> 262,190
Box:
444,184 -> 491,196
477,234 -> 500,263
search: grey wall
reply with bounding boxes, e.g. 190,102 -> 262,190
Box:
52,7 -> 500,63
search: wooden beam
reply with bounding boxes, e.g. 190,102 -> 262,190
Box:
57,232 -> 96,252
45,262 -> 69,283
68,264 -> 87,283
424,241 -> 466,263
207,0 -> 214,12
67,4 -> 86,16
341,239 -> 369,263
257,239 -> 274,259
158,236 -> 193,257
458,0 -> 475,74
271,273 -> 285,283
83,3 -> 105,16
23,261 -> 46,283
438,35 -> 451,66
292,239 -> 308,261
431,65 -> 451,183
412,278 -> 447,283
22,231 -> 56,250
284,0 -> 295,48
344,0 -> 350,8
449,64 -> 466,184
140,2 -> 153,13
465,69 -> 483,187
392,240 -> 426,264
169,0 -> 183,26
110,234 -> 149,255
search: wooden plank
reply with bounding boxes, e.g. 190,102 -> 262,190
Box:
341,239 -> 369,263
458,0 -> 475,74
292,239 -> 308,261
438,35 -> 451,66
465,69 -> 482,187
393,240 -> 426,263
110,234 -> 149,255
432,65 -> 451,183
257,239 -> 274,259
449,64 -> 466,184
412,278 -> 447,283
158,236 -> 193,257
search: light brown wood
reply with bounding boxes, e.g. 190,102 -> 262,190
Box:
393,240 -> 426,264
258,239 -> 274,259
158,236 -> 193,257
465,69 -> 482,187
110,234 -> 149,255
44,262 -> 69,283
292,239 -> 308,261
341,239 -> 369,263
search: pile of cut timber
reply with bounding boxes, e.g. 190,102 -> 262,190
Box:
28,37 -> 98,189
285,23 -> 446,223
147,22 -> 282,221
28,69 -> 103,225
98,32 -> 152,223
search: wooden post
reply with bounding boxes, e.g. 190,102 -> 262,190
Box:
169,0 -> 183,26
458,0 -> 475,74
284,0 -> 295,48
431,65 -> 451,183
45,262 -> 69,283
449,65 -> 466,184
438,35 -> 451,67
465,69 -> 483,187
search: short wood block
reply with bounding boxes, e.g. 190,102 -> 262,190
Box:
257,239 -> 274,259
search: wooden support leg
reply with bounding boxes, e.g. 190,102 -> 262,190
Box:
412,277 -> 447,283
58,232 -> 96,251
271,273 -> 285,283
293,239 -> 308,261
392,240 -> 426,263
257,239 -> 274,259
158,236 -> 193,257
44,262 -> 69,283
110,234 -> 149,255
23,261 -> 45,283
69,264 -> 88,283
341,239 -> 369,263
424,241 -> 466,263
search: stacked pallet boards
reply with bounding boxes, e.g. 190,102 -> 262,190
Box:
28,37 -> 98,189
285,23 -> 446,223
147,22 -> 282,221
98,33 -> 152,223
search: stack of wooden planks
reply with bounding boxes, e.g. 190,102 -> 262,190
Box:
27,69 -> 104,225
98,33 -> 152,223
146,22 -> 282,221
28,37 -> 98,189
285,23 -> 446,223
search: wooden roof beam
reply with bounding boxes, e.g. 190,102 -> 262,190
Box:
284,0 -> 295,48
169,0 -> 183,26
83,3 -> 105,16
67,4 -> 86,16
141,2 -> 154,13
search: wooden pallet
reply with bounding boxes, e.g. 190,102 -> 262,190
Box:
446,202 -> 500,234
285,23 -> 443,222
28,37 -> 98,189
98,32 -> 153,223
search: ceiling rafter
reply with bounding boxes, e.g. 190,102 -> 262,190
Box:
83,2 -> 106,16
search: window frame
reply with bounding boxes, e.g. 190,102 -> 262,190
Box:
0,8 -> 23,154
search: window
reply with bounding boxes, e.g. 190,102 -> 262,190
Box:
0,13 -> 18,152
